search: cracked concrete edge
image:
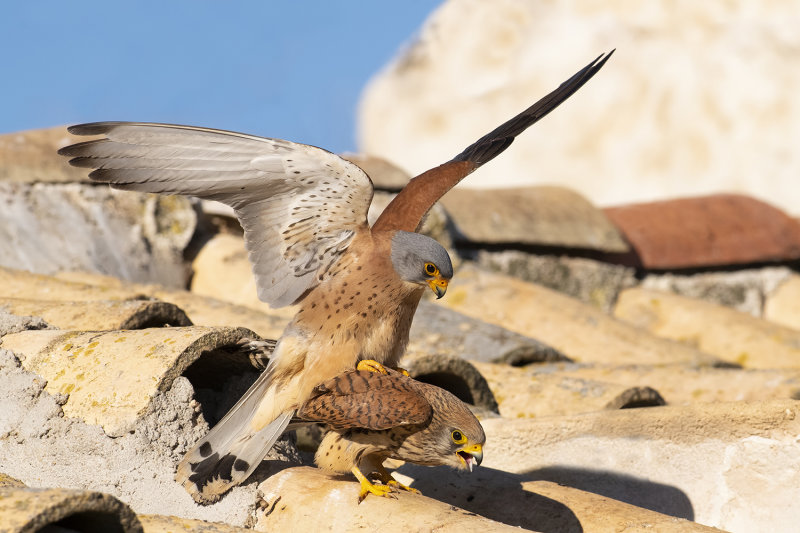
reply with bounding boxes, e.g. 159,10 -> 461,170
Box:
138,514 -> 253,533
1,326 -> 262,436
0,486 -> 143,533
0,297 -> 192,331
253,466 -> 535,533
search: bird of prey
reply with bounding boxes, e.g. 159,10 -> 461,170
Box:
296,368 -> 485,502
59,50 -> 612,503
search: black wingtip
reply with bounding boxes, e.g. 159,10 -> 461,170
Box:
66,121 -> 125,136
452,50 -> 614,167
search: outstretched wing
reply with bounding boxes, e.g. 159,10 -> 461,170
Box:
372,50 -> 614,233
60,122 -> 374,307
297,369 -> 433,430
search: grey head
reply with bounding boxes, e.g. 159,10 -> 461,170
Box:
390,230 -> 453,299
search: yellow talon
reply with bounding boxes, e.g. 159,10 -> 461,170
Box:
376,464 -> 420,494
357,359 -> 388,375
396,367 -> 410,377
352,467 -> 395,503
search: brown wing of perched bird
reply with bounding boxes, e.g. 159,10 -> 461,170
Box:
297,368 -> 486,502
59,51 -> 611,503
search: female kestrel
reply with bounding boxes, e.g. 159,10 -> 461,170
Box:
59,51 -> 612,503
296,368 -> 485,502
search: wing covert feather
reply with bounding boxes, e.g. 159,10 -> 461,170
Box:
297,370 -> 433,430
60,122 -> 374,307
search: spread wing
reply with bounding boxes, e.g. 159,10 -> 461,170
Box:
297,369 -> 433,430
372,50 -> 614,234
59,122 -> 374,307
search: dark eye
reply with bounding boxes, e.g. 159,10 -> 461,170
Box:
451,430 -> 465,443
424,263 -> 437,275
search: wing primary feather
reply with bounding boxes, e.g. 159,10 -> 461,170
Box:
372,50 -> 613,234
452,50 -> 614,167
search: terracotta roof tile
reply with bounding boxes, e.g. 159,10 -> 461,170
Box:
604,194 -> 800,269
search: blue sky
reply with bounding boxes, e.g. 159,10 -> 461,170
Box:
2,1 -> 440,153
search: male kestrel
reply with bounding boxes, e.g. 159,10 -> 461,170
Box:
296,368 -> 485,502
59,51 -> 612,503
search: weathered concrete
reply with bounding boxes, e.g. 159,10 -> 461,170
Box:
527,362 -> 800,406
475,400 -> 800,533
614,287 -> 800,368
440,265 -> 718,366
1,326 -> 261,436
409,300 -> 567,366
441,186 -> 628,252
764,273 -> 800,330
477,250 -> 637,312
0,486 -> 143,533
473,362 -> 664,418
2,267 -> 289,340
643,267 -> 792,317
0,183 -> 195,287
0,297 -> 192,331
139,514 -> 252,533
254,466 -> 534,532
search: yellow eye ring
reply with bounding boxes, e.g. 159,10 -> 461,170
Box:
451,430 -> 466,444
424,262 -> 438,276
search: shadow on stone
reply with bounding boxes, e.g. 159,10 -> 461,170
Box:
396,464 -> 583,533
525,465 -> 694,520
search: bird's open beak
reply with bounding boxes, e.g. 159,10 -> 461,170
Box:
456,443 -> 483,472
427,277 -> 449,299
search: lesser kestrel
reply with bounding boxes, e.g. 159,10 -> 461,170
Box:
59,51 -> 612,503
296,368 -> 485,502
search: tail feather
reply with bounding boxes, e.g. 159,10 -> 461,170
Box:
176,366 -> 293,504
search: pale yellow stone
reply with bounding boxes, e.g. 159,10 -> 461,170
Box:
0,297 -> 191,330
1,326 -> 258,436
764,274 -> 800,330
139,514 -> 251,533
473,361 -> 663,418
2,267 -> 289,340
440,265 -> 715,366
0,487 -> 141,532
615,287 -> 800,368
254,466 -> 536,532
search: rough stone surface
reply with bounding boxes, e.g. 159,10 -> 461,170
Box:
477,250 -> 637,312
0,347 -> 301,527
764,273 -> 800,330
643,267 -> 793,317
0,486 -> 143,533
538,362 -> 800,406
474,361 -> 665,418
0,297 -> 192,331
409,300 -> 567,365
359,0 -> 800,215
604,195 -> 800,268
614,287 -> 800,368
2,326 -> 262,436
440,264 -> 718,366
0,183 -> 196,287
138,514 -> 253,533
254,466 -> 530,532
440,186 -> 628,252
475,400 -> 800,533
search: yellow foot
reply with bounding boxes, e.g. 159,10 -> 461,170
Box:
352,467 -> 396,503
357,359 -> 388,374
387,479 -> 421,494
356,360 -> 411,377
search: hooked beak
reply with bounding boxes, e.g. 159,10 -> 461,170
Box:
427,277 -> 449,299
456,443 -> 483,472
